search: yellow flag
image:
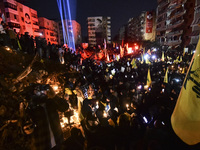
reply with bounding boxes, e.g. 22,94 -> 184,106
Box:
145,57 -> 151,65
179,56 -> 183,63
146,68 -> 152,87
141,54 -> 144,64
17,40 -> 22,50
100,101 -> 106,107
162,51 -> 165,61
182,67 -> 185,74
116,55 -> 120,61
174,56 -> 179,64
164,67 -> 168,83
65,88 -> 72,95
131,58 -> 137,69
171,37 -> 200,145
183,47 -> 186,56
73,90 -> 77,95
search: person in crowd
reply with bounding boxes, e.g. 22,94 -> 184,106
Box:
27,84 -> 69,150
0,21 -> 6,46
35,36 -> 43,57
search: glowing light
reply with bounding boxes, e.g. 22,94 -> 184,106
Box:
128,48 -> 132,54
60,109 -> 80,129
152,55 -> 156,60
152,48 -> 157,52
57,0 -> 76,52
126,104 -> 129,108
39,33 -> 43,36
144,54 -> 149,60
134,44 -> 139,50
5,46 -> 11,51
143,116 -> 148,123
114,107 -> 118,112
103,111 -> 107,118
111,69 -> 116,75
96,101 -> 99,109
144,85 -> 149,90
175,79 -> 180,82
137,85 -> 142,90
53,85 -> 58,91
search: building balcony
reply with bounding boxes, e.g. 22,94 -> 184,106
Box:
165,39 -> 182,46
5,8 -> 18,14
166,30 -> 183,37
158,9 -> 168,17
192,17 -> 200,26
169,10 -> 186,20
168,3 -> 183,11
33,24 -> 39,29
156,26 -> 167,31
157,19 -> 166,26
190,30 -> 200,37
167,19 -> 184,29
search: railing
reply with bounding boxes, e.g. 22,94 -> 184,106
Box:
156,26 -> 167,31
165,40 -> 182,46
167,20 -> 184,29
166,30 -> 183,37
169,10 -> 186,20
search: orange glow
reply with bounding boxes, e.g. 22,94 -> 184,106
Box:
82,43 -> 88,49
135,45 -> 139,50
128,48 -> 132,54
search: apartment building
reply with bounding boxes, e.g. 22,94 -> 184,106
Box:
87,16 -> 111,47
156,0 -> 195,49
0,0 -> 40,37
58,20 -> 81,46
38,17 -> 59,45
190,0 -> 200,46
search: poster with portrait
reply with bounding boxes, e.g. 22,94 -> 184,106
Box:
23,5 -> 33,35
146,11 -> 153,33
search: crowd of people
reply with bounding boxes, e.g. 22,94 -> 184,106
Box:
0,21 -> 81,67
1,21 -> 200,150
61,50 -> 195,150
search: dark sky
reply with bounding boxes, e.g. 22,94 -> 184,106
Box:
25,0 -> 157,38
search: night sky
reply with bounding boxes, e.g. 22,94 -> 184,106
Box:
26,0 -> 157,39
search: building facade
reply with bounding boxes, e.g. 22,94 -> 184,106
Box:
0,0 -> 40,37
87,16 -> 111,47
38,17 -> 59,45
58,20 -> 82,47
190,0 -> 200,46
156,0 -> 195,50
127,11 -> 156,44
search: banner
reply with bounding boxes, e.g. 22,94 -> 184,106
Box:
23,6 -> 33,35
146,11 -> 153,33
